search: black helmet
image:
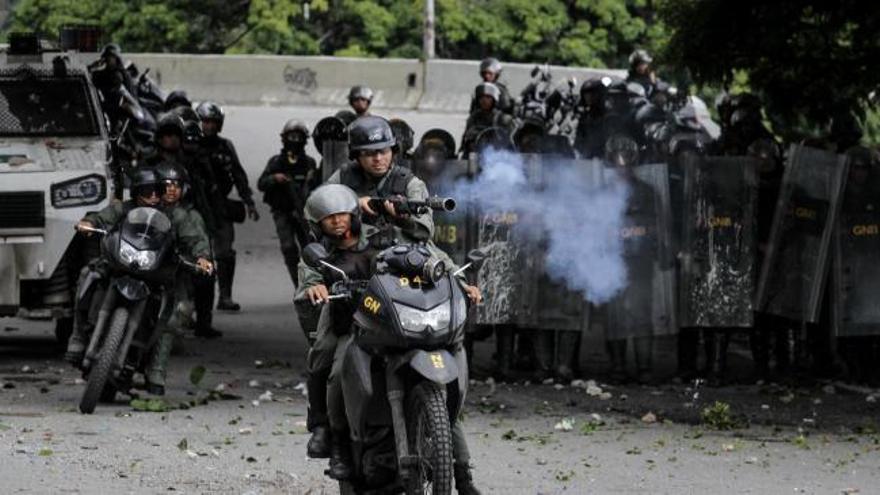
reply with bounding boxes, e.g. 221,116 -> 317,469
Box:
417,129 -> 457,159
164,90 -> 191,112
474,82 -> 500,103
348,116 -> 397,156
479,57 -> 502,76
348,85 -> 374,104
182,119 -> 203,146
580,77 -> 606,95
334,110 -> 357,126
170,105 -> 199,124
100,43 -> 122,60
304,184 -> 361,239
155,160 -> 190,198
156,113 -> 185,138
155,160 -> 190,184
196,101 -> 225,130
281,119 -> 309,149
281,119 -> 310,138
388,118 -> 415,154
628,49 -> 653,67
130,166 -> 161,200
313,116 -> 348,155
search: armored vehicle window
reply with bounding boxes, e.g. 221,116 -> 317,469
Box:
0,74 -> 100,136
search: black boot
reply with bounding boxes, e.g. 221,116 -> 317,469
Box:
750,328 -> 770,382
454,463 -> 482,495
216,256 -> 240,311
195,326 -> 223,339
705,330 -> 729,387
677,328 -> 699,381
555,330 -> 580,381
494,326 -> 514,381
606,339 -> 628,383
633,336 -> 654,384
307,425 -> 331,459
327,433 -> 353,480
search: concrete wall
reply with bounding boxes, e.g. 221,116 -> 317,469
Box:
127,53 -> 624,112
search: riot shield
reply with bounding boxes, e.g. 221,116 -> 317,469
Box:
411,154 -> 477,265
603,163 -> 677,339
832,166 -> 880,336
756,145 -> 847,323
680,155 -> 758,328
514,155 -> 596,332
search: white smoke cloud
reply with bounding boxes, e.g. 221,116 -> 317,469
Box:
453,148 -> 631,304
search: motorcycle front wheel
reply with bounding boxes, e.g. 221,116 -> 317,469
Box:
79,306 -> 128,414
405,381 -> 453,495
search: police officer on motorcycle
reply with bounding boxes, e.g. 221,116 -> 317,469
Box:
297,183 -> 483,494
257,120 -> 319,288
196,101 -> 259,311
67,167 -> 213,394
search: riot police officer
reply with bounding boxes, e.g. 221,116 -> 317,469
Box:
470,57 -> 513,115
626,49 -> 657,98
461,82 -> 516,156
196,101 -> 259,311
348,85 -> 373,117
257,120 -> 319,288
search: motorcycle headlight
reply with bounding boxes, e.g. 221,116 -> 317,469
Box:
118,239 -> 158,270
50,174 -> 107,208
394,302 -> 451,333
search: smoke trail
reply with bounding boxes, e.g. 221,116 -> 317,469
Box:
452,148 -> 631,304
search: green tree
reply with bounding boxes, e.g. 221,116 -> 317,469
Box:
658,0 -> 880,143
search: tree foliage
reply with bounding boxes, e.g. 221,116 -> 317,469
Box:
658,0 -> 880,142
7,0 -> 668,67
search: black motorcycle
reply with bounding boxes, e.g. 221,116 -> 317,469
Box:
75,207 -> 203,414
303,242 -> 485,495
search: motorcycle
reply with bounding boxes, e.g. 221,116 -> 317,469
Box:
74,207 -> 206,414
303,241 -> 486,494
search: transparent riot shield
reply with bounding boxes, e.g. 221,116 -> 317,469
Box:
756,145 -> 847,323
603,162 -> 677,339
832,169 -> 880,336
679,155 -> 758,328
412,156 -> 477,265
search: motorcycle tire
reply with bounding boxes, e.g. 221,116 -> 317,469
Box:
79,307 -> 128,414
404,382 -> 453,495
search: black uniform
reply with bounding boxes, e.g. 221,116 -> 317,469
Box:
201,134 -> 255,306
257,149 -> 319,286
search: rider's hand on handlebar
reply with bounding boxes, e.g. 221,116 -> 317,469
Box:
462,284 -> 482,305
359,196 -> 377,216
196,258 -> 214,275
76,220 -> 95,236
306,284 -> 330,305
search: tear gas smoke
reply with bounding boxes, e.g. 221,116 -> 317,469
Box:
452,148 -> 631,304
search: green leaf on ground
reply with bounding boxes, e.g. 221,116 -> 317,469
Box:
38,448 -> 53,456
189,365 -> 207,386
130,398 -> 171,413
177,438 -> 188,451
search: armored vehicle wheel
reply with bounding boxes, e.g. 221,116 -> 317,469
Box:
405,382 -> 453,495
79,307 -> 127,414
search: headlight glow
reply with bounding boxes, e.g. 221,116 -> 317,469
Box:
118,239 -> 158,269
50,174 -> 106,208
394,302 -> 451,333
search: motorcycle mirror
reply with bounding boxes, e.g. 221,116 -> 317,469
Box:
302,243 -> 329,268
